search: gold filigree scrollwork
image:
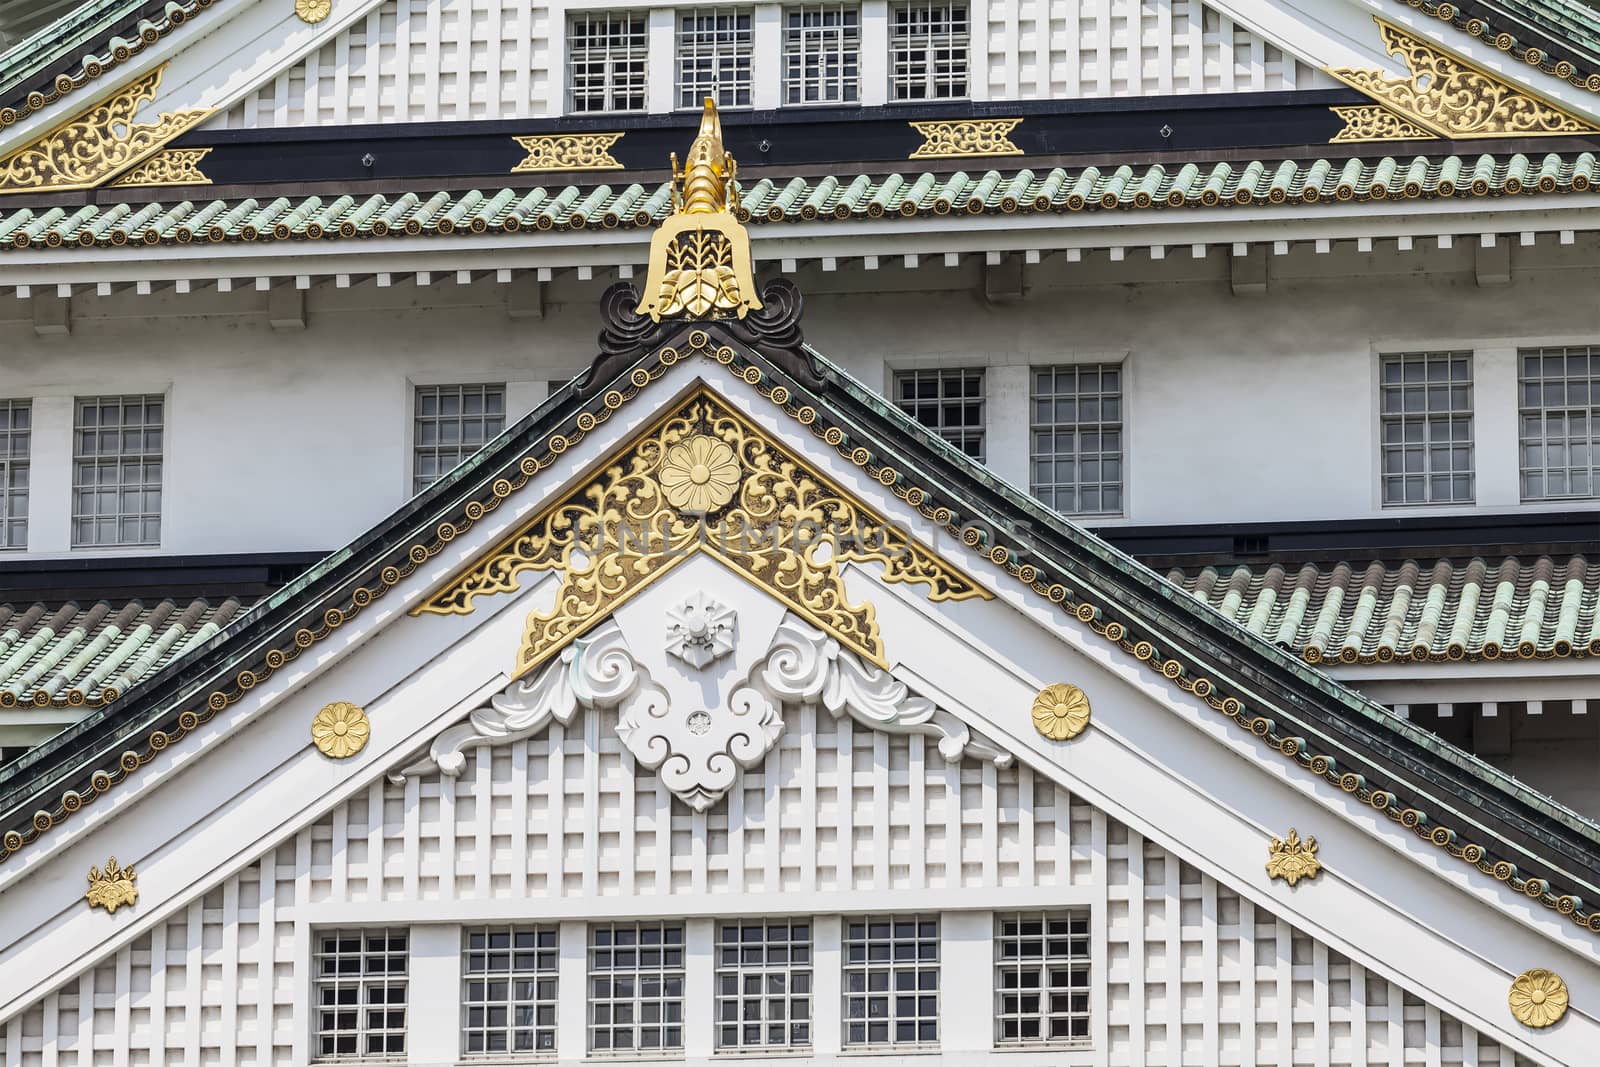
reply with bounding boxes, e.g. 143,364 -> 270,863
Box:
414,388 -> 990,677
0,65 -> 214,195
511,132 -> 625,172
1265,828 -> 1322,886
635,99 -> 761,322
1329,104 -> 1435,143
1326,19 -> 1598,139
85,856 -> 139,913
108,146 -> 213,187
908,118 -> 1025,159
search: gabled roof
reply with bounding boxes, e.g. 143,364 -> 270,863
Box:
2,263 -> 1599,943
1411,0 -> 1600,94
2,151 -> 1596,251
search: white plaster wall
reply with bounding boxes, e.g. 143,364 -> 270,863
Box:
0,245 -> 1595,558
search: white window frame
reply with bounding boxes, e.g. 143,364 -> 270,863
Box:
71,393 -> 164,548
782,2 -> 861,105
889,0 -> 969,100
1029,363 -> 1124,517
313,928 -> 409,1062
0,398 -> 29,550
993,910 -> 1092,1048
1377,350 -> 1475,506
715,919 -> 814,1051
892,367 -> 986,461
462,925 -> 560,1057
1518,344 -> 1600,501
841,915 -> 940,1049
568,11 -> 650,113
412,382 -> 507,496
677,7 -> 755,109
588,921 -> 687,1054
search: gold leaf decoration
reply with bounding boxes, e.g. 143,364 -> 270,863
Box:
909,118 -> 1024,159
1328,104 -> 1435,143
311,701 -> 371,759
295,0 -> 333,23
1508,968 -> 1569,1028
108,147 -> 213,187
85,856 -> 139,913
0,65 -> 214,195
1031,682 -> 1091,740
1327,19 -> 1597,138
511,132 -> 624,172
635,99 -> 761,322
1265,828 -> 1322,886
414,388 -> 991,677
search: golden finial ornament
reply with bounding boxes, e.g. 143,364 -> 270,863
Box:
85,856 -> 139,913
1508,969 -> 1569,1028
1031,683 -> 1091,740
635,98 -> 762,322
311,701 -> 371,758
1265,828 -> 1322,886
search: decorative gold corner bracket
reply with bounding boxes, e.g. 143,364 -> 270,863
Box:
1265,828 -> 1322,886
413,385 -> 990,679
1326,19 -> 1598,140
909,118 -> 1024,159
0,64 -> 214,195
85,856 -> 139,913
1328,104 -> 1434,143
511,132 -> 625,173
109,146 -> 213,187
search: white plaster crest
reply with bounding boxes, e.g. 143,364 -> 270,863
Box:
395,612 -> 1011,808
664,591 -> 737,669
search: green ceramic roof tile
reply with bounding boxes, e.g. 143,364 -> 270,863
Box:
1168,555 -> 1599,664
2,153 -> 1598,251
0,596 -> 244,708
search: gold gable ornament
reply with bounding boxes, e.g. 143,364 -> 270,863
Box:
635,99 -> 763,322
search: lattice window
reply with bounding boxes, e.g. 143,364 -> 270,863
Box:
716,920 -> 813,1049
783,3 -> 860,104
413,384 -> 506,495
1520,345 -> 1600,500
994,911 -> 1091,1047
894,368 -> 985,460
314,929 -> 408,1061
568,12 -> 648,113
678,8 -> 754,108
589,922 -> 685,1052
890,1 -> 968,99
72,395 -> 163,547
0,400 -> 28,549
1030,364 -> 1123,515
842,915 -> 939,1047
1379,352 -> 1474,505
462,926 -> 559,1056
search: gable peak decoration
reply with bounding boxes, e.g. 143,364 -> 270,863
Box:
635,99 -> 762,323
1327,19 -> 1598,141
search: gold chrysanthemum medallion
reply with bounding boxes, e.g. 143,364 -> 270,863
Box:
311,701 -> 370,759
659,435 -> 742,514
1031,683 -> 1090,740
1508,968 -> 1569,1028
295,0 -> 333,24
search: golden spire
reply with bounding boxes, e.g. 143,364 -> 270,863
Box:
636,98 -> 762,322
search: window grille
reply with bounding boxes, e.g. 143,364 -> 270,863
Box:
569,13 -> 648,112
314,929 -> 409,1061
1379,351 -> 1474,505
589,922 -> 686,1052
462,926 -> 559,1056
1030,364 -> 1123,515
678,8 -> 754,108
413,384 -> 506,495
893,368 -> 985,460
783,3 -> 860,104
72,394 -> 163,547
890,1 -> 968,100
1520,345 -> 1600,500
842,915 -> 939,1048
0,400 -> 28,549
994,911 -> 1091,1047
716,920 -> 813,1050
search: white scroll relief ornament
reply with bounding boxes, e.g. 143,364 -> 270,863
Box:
664,591 -> 737,669
751,617 -> 1012,766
